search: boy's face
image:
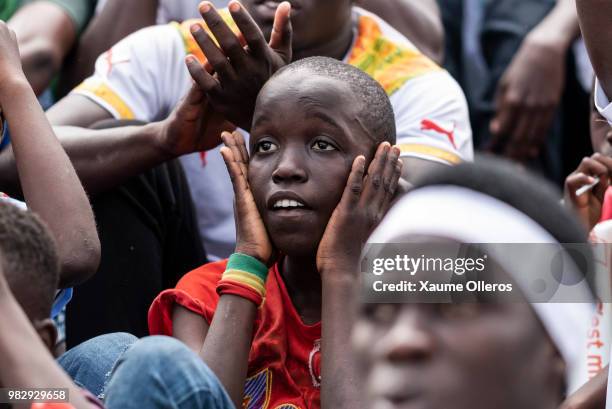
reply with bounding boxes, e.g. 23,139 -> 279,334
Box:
352,264 -> 564,409
248,70 -> 376,256
240,0 -> 353,53
590,99 -> 612,156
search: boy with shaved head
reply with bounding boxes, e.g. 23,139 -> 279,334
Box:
0,0 -> 472,343
60,56 -> 402,409
145,55 -> 402,409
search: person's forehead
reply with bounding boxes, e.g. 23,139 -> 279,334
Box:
257,70 -> 360,116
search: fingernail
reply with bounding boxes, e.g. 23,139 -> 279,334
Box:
392,146 -> 401,156
229,1 -> 240,12
200,2 -> 211,13
190,24 -> 201,33
185,55 -> 196,64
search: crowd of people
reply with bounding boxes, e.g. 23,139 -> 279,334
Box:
0,0 -> 611,408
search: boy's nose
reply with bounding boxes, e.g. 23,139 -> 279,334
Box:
272,154 -> 308,184
376,309 -> 435,364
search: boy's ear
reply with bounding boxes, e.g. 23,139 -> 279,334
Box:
33,318 -> 58,353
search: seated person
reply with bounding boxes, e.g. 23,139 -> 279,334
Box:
1,0 -> 470,344
564,84 -> 612,232
549,3 -> 612,403
0,21 -> 99,288
559,84 -> 612,408
0,21 -> 100,353
34,0 -> 472,261
0,203 -> 102,409
60,56 -> 403,408
355,158 -> 596,409
62,0 -> 444,93
440,0 -> 586,179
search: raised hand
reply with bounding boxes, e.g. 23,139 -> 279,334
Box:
220,131 -> 275,264
564,153 -> 612,231
488,31 -> 567,161
0,22 -> 26,95
186,0 -> 292,131
317,143 -> 403,276
157,82 -> 235,157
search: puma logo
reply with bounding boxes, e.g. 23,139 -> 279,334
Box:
421,119 -> 457,149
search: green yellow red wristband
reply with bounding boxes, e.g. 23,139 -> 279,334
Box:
217,253 -> 269,306
226,253 -> 269,281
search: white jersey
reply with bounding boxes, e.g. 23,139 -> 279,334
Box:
595,78 -> 612,126
156,0 -> 228,24
96,0 -> 228,22
72,7 -> 473,260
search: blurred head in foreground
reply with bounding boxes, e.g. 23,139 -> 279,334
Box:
353,157 -> 594,409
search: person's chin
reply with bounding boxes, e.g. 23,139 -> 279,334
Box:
270,231 -> 320,258
265,208 -> 319,231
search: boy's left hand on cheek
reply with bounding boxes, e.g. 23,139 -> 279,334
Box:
317,143 -> 403,278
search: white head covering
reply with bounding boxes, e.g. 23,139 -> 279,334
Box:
369,185 -> 595,392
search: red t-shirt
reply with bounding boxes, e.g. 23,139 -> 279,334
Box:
149,260 -> 322,409
600,187 -> 612,222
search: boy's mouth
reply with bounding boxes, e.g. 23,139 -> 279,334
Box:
267,191 -> 311,213
273,199 -> 305,209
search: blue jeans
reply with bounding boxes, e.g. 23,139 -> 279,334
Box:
59,333 -> 235,409
58,332 -> 137,399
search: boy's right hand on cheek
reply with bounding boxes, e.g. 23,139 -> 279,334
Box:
0,22 -> 26,95
220,131 -> 275,265
564,153 -> 612,231
186,1 -> 292,131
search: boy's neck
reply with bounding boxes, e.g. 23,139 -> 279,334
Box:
281,255 -> 322,325
293,14 -> 355,62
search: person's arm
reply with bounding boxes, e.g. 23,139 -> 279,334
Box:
489,0 -> 580,161
357,0 -> 444,64
0,81 -> 233,197
317,144 -> 403,409
7,1 -> 77,96
0,263 -> 98,409
58,0 -> 159,95
558,366 -> 608,409
170,131 -> 275,407
576,0 -> 612,100
0,22 -> 100,287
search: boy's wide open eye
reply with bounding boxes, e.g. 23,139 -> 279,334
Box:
311,138 -> 338,152
254,140 -> 279,153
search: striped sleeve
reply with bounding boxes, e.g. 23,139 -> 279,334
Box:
71,24 -> 190,122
